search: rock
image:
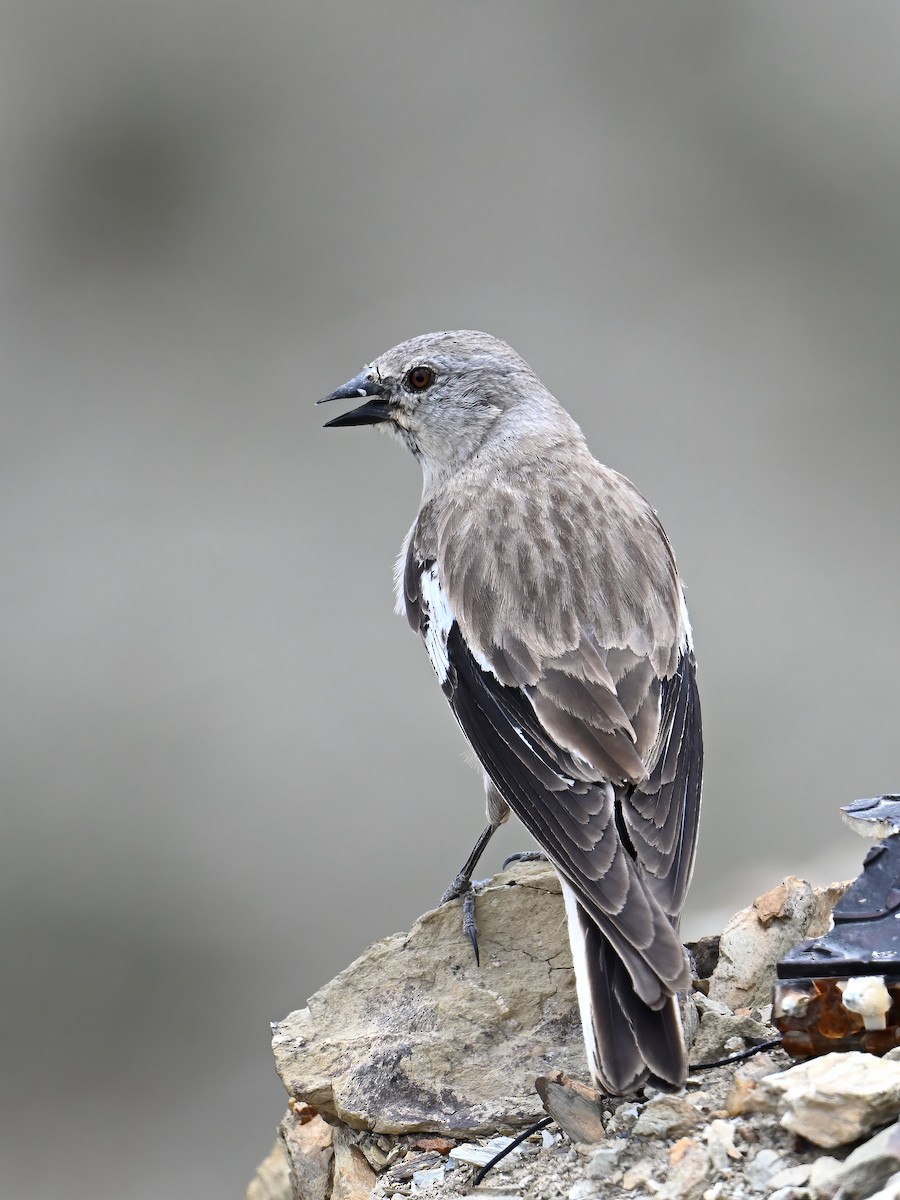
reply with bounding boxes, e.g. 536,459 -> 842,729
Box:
634,1095 -> 704,1139
535,1071 -> 606,1144
745,1146 -> 784,1190
867,1174 -> 900,1200
725,1053 -> 785,1116
767,1163 -> 813,1190
691,991 -> 776,1063
753,1053 -> 900,1148
665,1137 -> 710,1200
807,1155 -> 842,1198
247,1139 -> 293,1200
703,1119 -> 742,1172
585,1142 -> 626,1180
278,1110 -> 334,1200
816,1119 -> 900,1199
332,1128 -> 376,1200
622,1157 -> 658,1191
272,863 -> 585,1136
709,877 -> 843,1012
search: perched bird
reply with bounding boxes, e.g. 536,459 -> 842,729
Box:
318,331 -> 702,1095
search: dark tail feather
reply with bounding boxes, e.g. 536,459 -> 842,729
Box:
563,881 -> 688,1094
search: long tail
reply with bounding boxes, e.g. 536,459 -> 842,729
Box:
561,878 -> 687,1094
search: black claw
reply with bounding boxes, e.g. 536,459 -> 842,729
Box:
502,849 -> 548,869
463,887 -> 480,966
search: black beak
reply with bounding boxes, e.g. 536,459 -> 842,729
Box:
317,370 -> 391,428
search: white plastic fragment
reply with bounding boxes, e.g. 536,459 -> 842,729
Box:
839,976 -> 892,1030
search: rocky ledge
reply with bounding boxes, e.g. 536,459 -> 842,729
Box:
248,860 -> 900,1200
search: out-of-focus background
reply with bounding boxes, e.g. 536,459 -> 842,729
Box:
2,2 -> 899,1195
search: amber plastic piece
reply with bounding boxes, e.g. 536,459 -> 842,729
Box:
773,977 -> 900,1057
774,813 -> 900,1059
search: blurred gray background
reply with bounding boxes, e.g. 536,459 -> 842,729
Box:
2,2 -> 899,1196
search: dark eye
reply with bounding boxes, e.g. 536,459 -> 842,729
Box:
406,365 -> 435,392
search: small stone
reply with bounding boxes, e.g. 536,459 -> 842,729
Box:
867,1173 -> 900,1200
754,1053 -> 900,1148
807,1155 -> 841,1198
585,1142 -> 625,1180
622,1158 -> 657,1190
821,1120 -> 900,1200
666,1137 -> 710,1200
725,1054 -> 783,1116
568,1181 -> 599,1199
448,1136 -> 520,1167
745,1146 -> 784,1190
332,1132 -> 376,1200
767,1164 -> 813,1190
634,1095 -> 704,1139
410,1136 -> 455,1154
767,1189 -> 812,1200
703,1119 -> 742,1172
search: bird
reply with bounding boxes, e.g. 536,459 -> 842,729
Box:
318,330 -> 702,1095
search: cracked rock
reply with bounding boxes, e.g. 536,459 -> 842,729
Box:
271,863 -> 585,1136
751,1053 -> 900,1148
709,877 -> 846,1012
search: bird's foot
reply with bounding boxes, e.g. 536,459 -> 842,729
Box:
502,849 -> 548,869
439,875 -> 490,966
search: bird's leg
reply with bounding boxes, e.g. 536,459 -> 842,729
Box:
439,822 -> 499,966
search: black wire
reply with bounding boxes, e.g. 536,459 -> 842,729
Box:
690,1036 -> 783,1070
472,1116 -> 554,1186
473,1037 -> 783,1186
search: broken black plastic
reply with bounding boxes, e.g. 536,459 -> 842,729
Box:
774,796 -> 900,1057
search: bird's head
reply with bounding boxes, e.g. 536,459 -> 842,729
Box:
318,330 -> 565,489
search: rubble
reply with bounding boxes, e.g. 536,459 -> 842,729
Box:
270,862 -> 585,1137
249,858 -> 900,1200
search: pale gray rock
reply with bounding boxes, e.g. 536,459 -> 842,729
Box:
633,1095 -> 703,1139
247,1139 -> 293,1200
746,1146 -> 785,1190
271,864 -> 585,1136
276,1110 -> 334,1200
753,1053 -> 900,1148
585,1141 -> 626,1180
331,1127 -> 376,1200
663,1137 -> 710,1200
704,1118 -> 742,1173
768,1163 -> 813,1190
866,1173 -> 900,1200
818,1120 -> 900,1200
808,1155 -> 842,1199
709,877 -> 845,1012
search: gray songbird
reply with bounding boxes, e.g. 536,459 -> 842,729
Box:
319,331 -> 702,1095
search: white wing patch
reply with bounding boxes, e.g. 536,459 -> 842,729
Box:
561,877 -> 602,1082
418,564 -> 455,684
679,587 -> 694,653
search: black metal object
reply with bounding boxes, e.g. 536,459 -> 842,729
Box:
773,796 -> 900,1057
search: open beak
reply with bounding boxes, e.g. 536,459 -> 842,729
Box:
317,370 -> 391,428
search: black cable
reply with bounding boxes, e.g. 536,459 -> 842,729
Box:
473,1116 -> 554,1186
